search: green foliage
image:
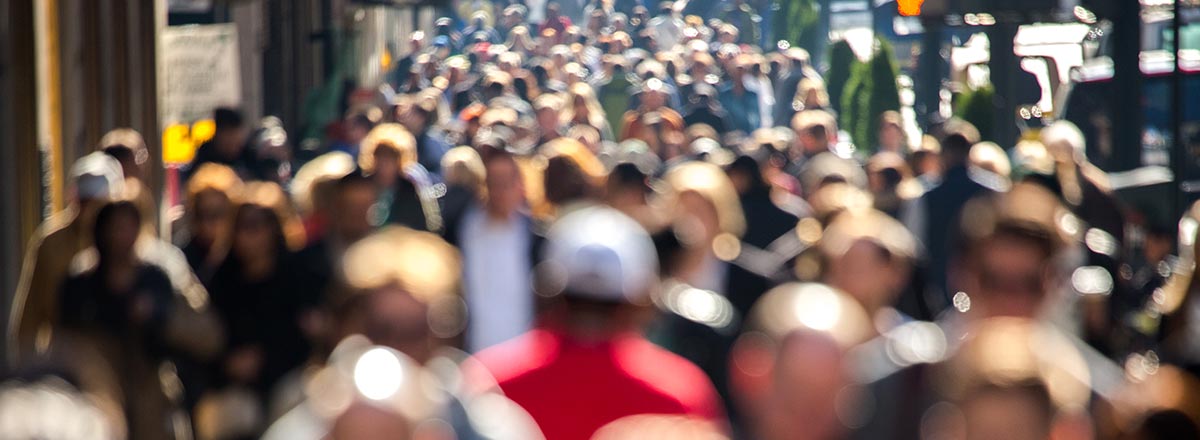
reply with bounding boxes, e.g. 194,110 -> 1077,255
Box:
954,85 -> 995,142
838,38 -> 902,152
826,40 -> 855,114
774,0 -> 820,56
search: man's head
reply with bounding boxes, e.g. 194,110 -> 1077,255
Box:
340,226 -> 464,361
820,209 -> 916,314
935,318 -> 1092,440
1040,120 -> 1087,165
730,283 -> 871,440
344,106 -> 383,146
98,128 -> 148,182
483,150 -> 525,219
213,107 -> 248,158
792,110 -> 836,157
359,123 -> 417,190
536,206 -> 659,336
333,171 -> 380,243
186,163 -> 243,249
70,152 -> 125,209
877,111 -> 905,153
959,183 -> 1066,318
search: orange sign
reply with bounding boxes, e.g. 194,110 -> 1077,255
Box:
898,0 -> 923,16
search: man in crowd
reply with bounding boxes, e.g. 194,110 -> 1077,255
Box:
188,107 -> 253,181
474,206 -> 725,440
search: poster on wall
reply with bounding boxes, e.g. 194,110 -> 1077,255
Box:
159,23 -> 241,165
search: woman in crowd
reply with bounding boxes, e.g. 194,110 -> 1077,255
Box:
180,163 -> 243,285
205,181 -> 307,436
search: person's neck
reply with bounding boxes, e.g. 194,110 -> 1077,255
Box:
242,255 -> 276,282
485,206 -> 515,222
101,256 -> 139,293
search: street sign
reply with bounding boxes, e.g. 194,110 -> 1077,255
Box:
159,24 -> 241,164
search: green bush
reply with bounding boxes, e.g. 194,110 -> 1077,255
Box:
774,0 -> 820,57
826,40 -> 855,114
839,38 -> 901,152
954,84 -> 995,142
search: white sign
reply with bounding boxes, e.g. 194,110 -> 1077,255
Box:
160,24 -> 241,126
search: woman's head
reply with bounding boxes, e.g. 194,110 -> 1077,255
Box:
662,161 -> 746,244
92,200 -> 142,262
230,182 -> 304,264
540,138 -> 606,208
563,82 -> 605,128
186,163 -> 243,248
359,123 -> 417,188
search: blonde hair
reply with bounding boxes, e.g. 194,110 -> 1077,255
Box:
561,82 -> 608,130
239,181 -> 307,251
663,161 -> 746,238
441,147 -> 486,195
359,123 -> 418,173
186,163 -> 244,211
969,141 -> 1012,179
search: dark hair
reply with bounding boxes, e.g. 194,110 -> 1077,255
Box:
214,107 -> 244,131
941,133 -> 972,157
336,169 -> 376,194
1134,409 -> 1200,440
92,200 -> 142,259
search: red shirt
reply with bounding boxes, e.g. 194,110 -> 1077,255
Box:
475,328 -> 725,440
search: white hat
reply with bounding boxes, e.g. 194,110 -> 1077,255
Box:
540,205 -> 659,303
71,152 -> 124,201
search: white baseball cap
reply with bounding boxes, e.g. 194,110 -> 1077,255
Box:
71,152 -> 125,201
539,205 -> 659,303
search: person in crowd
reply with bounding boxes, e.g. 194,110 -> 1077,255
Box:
536,138 -> 607,219
180,163 -> 244,285
533,94 -> 566,147
264,226 -> 542,440
594,55 -> 634,135
330,106 -> 382,158
359,122 -> 441,231
910,134 -> 943,190
396,89 -> 452,176
819,208 -> 917,328
729,282 -> 872,440
719,54 -> 764,134
205,183 -> 307,426
865,151 -> 917,218
56,193 -> 191,440
717,0 -> 762,47
474,206 -> 725,440
789,109 -> 837,169
458,150 -> 537,352
97,128 -> 150,183
291,172 -> 381,343
388,31 -> 426,90
439,146 -> 487,244
10,153 -> 125,362
461,11 -> 502,49
646,1 -> 683,50
601,139 -> 660,224
773,49 -> 820,126
901,127 -> 1005,315
498,4 -> 528,41
684,84 -> 730,135
875,111 -> 908,154
621,78 -> 685,157
540,3 -> 573,37
562,81 -> 615,141
722,145 -> 802,316
968,141 -> 1012,187
189,107 -> 254,181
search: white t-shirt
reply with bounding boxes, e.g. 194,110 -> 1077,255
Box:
460,206 -> 535,352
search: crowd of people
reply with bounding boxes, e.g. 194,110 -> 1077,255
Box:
5,1 -> 1200,439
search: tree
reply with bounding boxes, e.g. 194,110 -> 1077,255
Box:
839,38 -> 901,151
773,0 -> 820,57
954,85 -> 996,142
826,40 -> 856,114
